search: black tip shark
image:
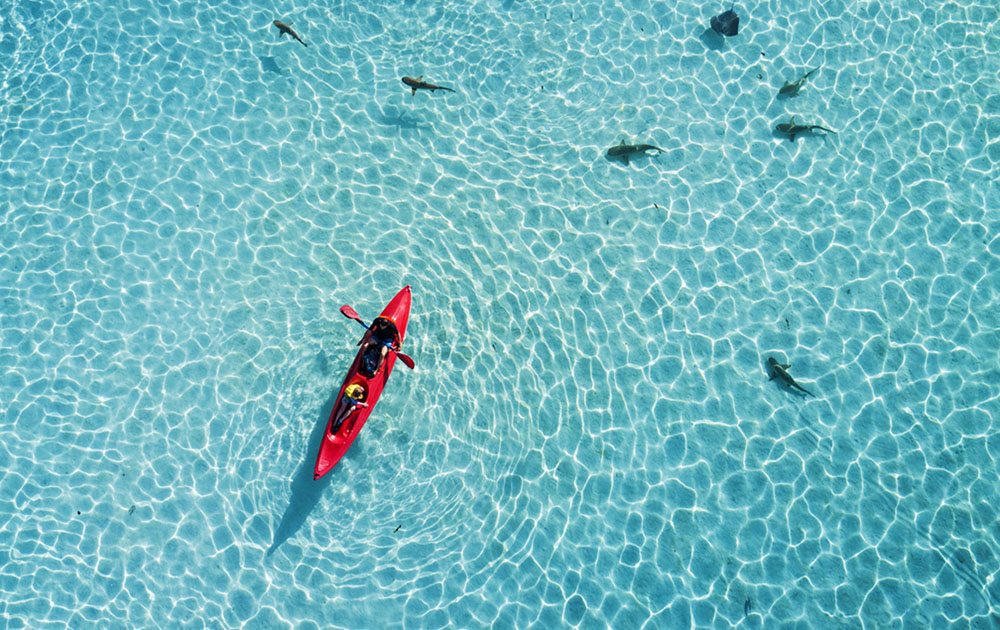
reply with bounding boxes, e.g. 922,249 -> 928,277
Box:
711,4 -> 740,37
774,116 -> 836,142
778,66 -> 820,98
767,357 -> 816,397
606,140 -> 664,165
402,76 -> 456,96
273,20 -> 308,47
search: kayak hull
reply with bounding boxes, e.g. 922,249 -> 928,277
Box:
313,286 -> 411,480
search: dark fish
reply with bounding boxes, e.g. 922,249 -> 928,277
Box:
767,357 -> 816,397
273,20 -> 308,47
744,596 -> 752,616
711,4 -> 740,37
402,76 -> 456,96
394,524 -> 401,533
778,66 -> 820,97
606,140 -> 664,165
774,116 -> 836,142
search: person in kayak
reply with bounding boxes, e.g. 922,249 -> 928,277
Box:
359,317 -> 400,377
331,382 -> 368,434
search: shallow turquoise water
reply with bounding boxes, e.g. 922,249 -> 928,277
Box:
2,0 -> 999,628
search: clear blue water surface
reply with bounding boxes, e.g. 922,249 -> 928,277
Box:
2,0 -> 999,628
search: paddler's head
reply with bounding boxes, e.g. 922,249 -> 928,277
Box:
345,383 -> 365,401
371,317 -> 399,341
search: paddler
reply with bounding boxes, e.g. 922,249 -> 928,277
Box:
331,382 -> 368,434
359,318 -> 400,376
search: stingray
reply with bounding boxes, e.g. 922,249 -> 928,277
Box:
711,3 -> 740,37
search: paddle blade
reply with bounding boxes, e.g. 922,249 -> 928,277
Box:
340,305 -> 364,322
396,351 -> 415,369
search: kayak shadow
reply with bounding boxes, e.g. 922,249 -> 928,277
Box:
265,391 -> 337,557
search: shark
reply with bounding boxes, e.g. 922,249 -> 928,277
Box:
402,76 -> 456,96
606,140 -> 664,165
778,66 -> 820,97
273,20 -> 308,47
767,357 -> 816,397
774,116 -> 836,142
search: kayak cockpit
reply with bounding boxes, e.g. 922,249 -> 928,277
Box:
359,317 -> 400,377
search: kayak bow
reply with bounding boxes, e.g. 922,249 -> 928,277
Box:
313,286 -> 412,480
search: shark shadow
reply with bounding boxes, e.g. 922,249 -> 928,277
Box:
258,55 -> 283,75
380,106 -> 430,132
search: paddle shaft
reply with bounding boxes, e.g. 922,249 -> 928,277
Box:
340,306 -> 415,369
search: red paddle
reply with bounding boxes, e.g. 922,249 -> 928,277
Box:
339,305 -> 415,369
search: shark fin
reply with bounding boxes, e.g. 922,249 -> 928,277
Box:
411,88 -> 417,96
781,363 -> 791,370
279,31 -> 285,37
417,75 -> 423,81
619,140 -> 626,146
623,155 -> 629,165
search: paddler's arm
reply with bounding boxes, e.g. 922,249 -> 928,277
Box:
371,337 -> 398,351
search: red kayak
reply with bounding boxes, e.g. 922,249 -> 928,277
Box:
313,286 -> 413,480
